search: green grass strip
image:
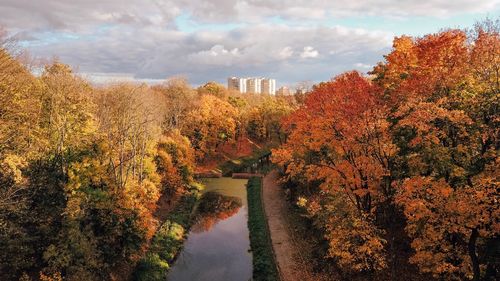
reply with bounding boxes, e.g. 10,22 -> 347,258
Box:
247,177 -> 280,281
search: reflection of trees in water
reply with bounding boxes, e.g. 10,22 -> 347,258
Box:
192,192 -> 242,233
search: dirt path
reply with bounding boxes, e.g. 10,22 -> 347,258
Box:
262,170 -> 332,281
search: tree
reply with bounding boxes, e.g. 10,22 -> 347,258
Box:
273,71 -> 394,273
197,81 -> 228,99
156,130 -> 195,195
396,160 -> 499,280
152,77 -> 196,131
0,46 -> 203,280
182,95 -> 238,161
0,48 -> 42,158
94,83 -> 161,190
246,96 -> 294,144
40,62 -> 95,175
0,49 -> 43,279
373,25 -> 499,280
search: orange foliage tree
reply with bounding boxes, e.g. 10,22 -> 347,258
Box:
371,23 -> 499,280
182,95 -> 238,161
273,71 -> 396,273
275,21 -> 499,280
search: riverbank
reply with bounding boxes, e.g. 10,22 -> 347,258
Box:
247,177 -> 280,281
133,189 -> 200,281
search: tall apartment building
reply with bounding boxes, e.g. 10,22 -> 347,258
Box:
261,78 -> 276,95
227,76 -> 276,94
227,77 -> 247,93
246,78 -> 262,94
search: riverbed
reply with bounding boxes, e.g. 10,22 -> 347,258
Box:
166,177 -> 252,281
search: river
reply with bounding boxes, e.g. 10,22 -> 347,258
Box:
167,177 -> 253,281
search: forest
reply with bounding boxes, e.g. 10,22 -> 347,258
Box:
272,20 -> 499,281
0,18 -> 499,281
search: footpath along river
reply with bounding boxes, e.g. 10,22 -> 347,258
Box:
167,177 -> 252,281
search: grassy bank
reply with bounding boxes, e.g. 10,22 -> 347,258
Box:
247,177 -> 280,281
133,185 -> 201,281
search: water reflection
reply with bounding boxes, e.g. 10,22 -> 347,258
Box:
167,178 -> 252,281
192,192 -> 242,233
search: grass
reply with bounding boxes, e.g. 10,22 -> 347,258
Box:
247,177 -> 280,281
133,187 -> 200,281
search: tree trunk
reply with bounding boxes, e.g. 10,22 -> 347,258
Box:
468,227 -> 480,281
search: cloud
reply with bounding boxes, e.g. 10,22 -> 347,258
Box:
0,0 -> 497,86
279,47 -> 294,59
1,0 -> 498,32
354,62 -> 372,69
188,45 -> 241,66
21,23 -> 391,85
182,0 -> 500,22
300,46 -> 319,59
0,0 -> 180,33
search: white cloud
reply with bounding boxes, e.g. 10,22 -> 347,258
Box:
1,0 -> 498,32
188,44 -> 241,66
279,46 -> 294,59
354,62 -> 372,69
1,0 -> 497,86
300,46 -> 319,59
22,23 -> 391,85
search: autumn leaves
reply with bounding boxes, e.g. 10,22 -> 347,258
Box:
273,21 -> 499,280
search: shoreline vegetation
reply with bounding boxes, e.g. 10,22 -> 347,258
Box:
133,179 -> 245,281
133,184 -> 202,281
134,150 -> 271,281
247,177 -> 280,281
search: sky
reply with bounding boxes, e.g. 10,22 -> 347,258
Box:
0,0 -> 499,87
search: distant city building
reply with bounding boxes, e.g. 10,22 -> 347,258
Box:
276,86 -> 290,96
227,77 -> 247,93
261,78 -> 276,95
246,78 -> 262,94
227,76 -> 276,94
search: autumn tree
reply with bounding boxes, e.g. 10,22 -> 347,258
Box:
273,71 -> 395,274
246,96 -> 294,144
0,43 -> 207,280
0,48 -> 41,158
40,62 -> 96,174
372,23 -> 499,280
0,48 -> 41,210
0,48 -> 42,279
94,83 -> 161,189
396,164 -> 499,280
182,95 -> 238,161
197,81 -> 228,99
156,130 -> 195,196
153,77 -> 196,131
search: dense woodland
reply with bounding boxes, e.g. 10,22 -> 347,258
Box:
0,19 -> 498,281
0,37 -> 295,280
273,20 -> 499,280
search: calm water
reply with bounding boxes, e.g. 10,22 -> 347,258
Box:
167,177 -> 252,281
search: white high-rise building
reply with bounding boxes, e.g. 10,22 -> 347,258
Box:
261,78 -> 276,95
227,76 -> 276,94
246,78 -> 262,93
227,77 -> 247,93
